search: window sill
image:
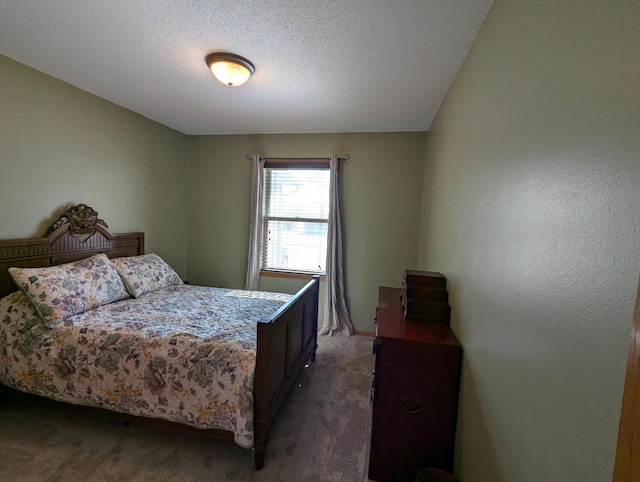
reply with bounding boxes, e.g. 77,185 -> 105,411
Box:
260,269 -> 326,281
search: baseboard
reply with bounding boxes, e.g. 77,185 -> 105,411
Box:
354,329 -> 375,337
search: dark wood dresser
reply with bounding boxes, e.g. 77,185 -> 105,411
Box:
368,286 -> 462,481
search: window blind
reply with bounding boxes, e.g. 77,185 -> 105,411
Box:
261,164 -> 330,273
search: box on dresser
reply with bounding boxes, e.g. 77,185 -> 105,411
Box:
401,270 -> 451,324
403,270 -> 447,287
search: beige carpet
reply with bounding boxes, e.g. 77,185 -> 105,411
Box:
0,334 -> 374,482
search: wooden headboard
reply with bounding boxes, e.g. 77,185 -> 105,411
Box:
0,204 -> 144,298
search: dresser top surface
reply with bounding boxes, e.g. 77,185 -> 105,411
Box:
377,286 -> 460,346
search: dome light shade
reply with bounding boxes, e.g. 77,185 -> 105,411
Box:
205,53 -> 255,87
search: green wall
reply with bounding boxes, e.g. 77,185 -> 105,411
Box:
418,0 -> 640,480
0,55 -> 189,276
187,132 -> 426,332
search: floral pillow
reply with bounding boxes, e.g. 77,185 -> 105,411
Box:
8,253 -> 129,324
111,253 -> 183,298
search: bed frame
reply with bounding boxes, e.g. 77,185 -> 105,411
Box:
0,203 -> 319,470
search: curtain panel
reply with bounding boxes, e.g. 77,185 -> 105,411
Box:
319,155 -> 354,336
245,154 -> 265,290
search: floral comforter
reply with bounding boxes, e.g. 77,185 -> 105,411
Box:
0,284 -> 291,448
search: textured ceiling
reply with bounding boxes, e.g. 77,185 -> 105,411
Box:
0,0 -> 492,135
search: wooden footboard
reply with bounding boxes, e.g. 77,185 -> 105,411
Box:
253,275 -> 320,469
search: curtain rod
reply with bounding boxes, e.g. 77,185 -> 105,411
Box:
245,154 -> 350,162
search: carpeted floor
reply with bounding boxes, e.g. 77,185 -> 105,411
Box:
0,334 -> 374,482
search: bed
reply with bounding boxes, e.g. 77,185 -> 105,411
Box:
0,203 -> 319,470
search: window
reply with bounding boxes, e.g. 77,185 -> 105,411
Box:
261,160 -> 330,274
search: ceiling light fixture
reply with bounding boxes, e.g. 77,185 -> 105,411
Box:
205,53 -> 255,87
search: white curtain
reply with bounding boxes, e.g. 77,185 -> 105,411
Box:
245,154 -> 265,290
320,155 -> 354,336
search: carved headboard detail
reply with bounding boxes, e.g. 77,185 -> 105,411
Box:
0,204 -> 144,297
47,203 -> 108,242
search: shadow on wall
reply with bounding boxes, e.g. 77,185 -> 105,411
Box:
32,203 -> 75,238
455,357 -> 502,482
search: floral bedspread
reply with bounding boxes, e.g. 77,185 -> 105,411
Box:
0,284 -> 291,448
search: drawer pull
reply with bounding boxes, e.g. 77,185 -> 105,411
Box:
401,397 -> 423,414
